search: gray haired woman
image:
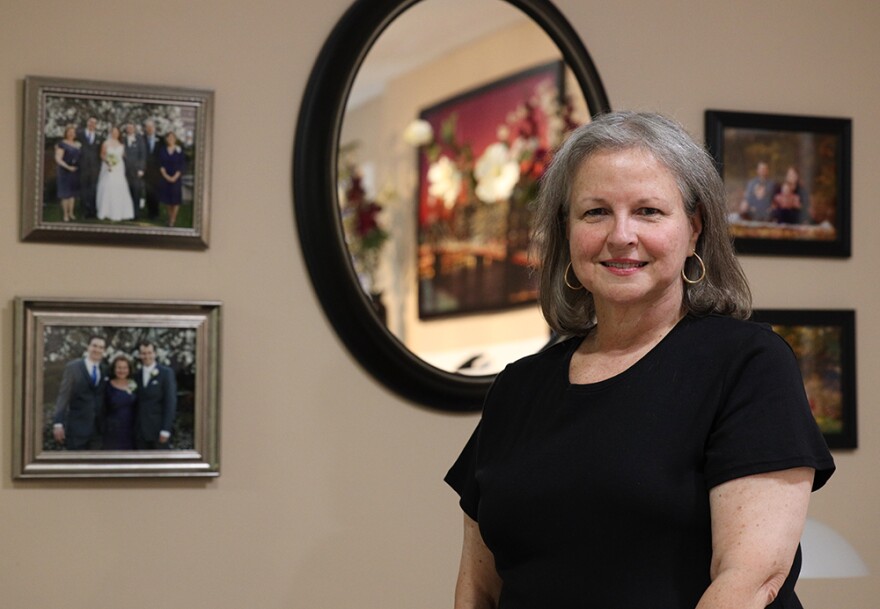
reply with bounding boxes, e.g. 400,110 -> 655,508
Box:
445,112 -> 834,608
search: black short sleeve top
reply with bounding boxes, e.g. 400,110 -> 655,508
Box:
445,315 -> 835,609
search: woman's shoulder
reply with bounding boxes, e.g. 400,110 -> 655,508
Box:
679,314 -> 789,357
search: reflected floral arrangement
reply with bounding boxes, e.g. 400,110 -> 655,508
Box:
405,80 -> 578,243
338,146 -> 390,295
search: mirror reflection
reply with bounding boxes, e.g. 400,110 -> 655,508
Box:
339,0 -> 590,375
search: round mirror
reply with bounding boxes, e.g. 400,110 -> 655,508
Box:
294,0 -> 610,411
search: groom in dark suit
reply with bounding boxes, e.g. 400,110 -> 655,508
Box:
123,122 -> 147,209
52,335 -> 106,450
76,117 -> 102,218
142,119 -> 162,219
135,340 -> 177,449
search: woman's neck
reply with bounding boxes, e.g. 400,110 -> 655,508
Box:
590,296 -> 685,354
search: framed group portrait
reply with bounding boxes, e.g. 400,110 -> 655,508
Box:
13,298 -> 222,479
705,109 -> 852,257
20,76 -> 214,249
752,309 -> 857,449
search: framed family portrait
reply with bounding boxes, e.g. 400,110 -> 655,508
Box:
705,110 -> 852,257
20,76 -> 214,249
415,60 -> 572,319
13,298 -> 222,479
752,309 -> 857,449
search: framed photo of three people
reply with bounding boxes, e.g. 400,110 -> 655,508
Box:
21,76 -> 213,249
705,109 -> 852,258
13,298 -> 221,479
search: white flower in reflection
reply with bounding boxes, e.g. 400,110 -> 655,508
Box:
474,143 -> 520,203
427,156 -> 462,209
403,119 -> 434,147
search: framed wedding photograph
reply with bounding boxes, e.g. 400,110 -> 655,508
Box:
705,110 -> 851,257
13,298 -> 222,479
20,76 -> 214,249
752,309 -> 857,449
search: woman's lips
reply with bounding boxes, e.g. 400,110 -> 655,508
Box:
600,260 -> 647,274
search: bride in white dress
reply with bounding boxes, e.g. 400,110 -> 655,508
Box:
96,126 -> 135,221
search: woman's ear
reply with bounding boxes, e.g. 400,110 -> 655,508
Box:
690,203 -> 704,250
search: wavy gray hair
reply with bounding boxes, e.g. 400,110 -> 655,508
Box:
533,111 -> 751,336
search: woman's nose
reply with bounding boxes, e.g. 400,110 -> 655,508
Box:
607,215 -> 636,247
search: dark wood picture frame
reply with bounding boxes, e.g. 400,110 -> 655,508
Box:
705,110 -> 851,257
752,309 -> 856,449
416,61 -> 565,319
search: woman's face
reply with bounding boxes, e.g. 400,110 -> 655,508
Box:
785,167 -> 800,185
111,126 -> 120,140
64,127 -> 76,140
166,132 -> 177,146
567,148 -> 701,314
114,359 -> 130,380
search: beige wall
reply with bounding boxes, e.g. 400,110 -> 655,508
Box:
1,1 -> 877,607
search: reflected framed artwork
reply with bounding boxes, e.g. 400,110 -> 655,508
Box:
705,110 -> 851,257
752,309 -> 856,449
20,76 -> 213,249
414,60 -> 573,319
13,298 -> 222,479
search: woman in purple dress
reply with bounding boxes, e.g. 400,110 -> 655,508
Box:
158,131 -> 186,227
102,354 -> 138,450
54,125 -> 81,222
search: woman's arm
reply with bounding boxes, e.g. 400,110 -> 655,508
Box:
454,514 -> 502,609
696,467 -> 814,609
54,145 -> 68,169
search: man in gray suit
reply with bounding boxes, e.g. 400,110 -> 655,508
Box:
123,122 -> 147,212
52,335 -> 106,450
135,340 -> 177,449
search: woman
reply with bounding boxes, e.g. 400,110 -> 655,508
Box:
773,166 -> 811,224
445,112 -> 834,608
158,131 -> 186,227
96,125 -> 135,221
102,354 -> 137,450
54,125 -> 81,222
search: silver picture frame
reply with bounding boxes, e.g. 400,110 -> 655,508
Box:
20,76 -> 213,248
13,298 -> 222,479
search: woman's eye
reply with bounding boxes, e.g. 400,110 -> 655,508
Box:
639,207 -> 662,216
583,208 -> 607,218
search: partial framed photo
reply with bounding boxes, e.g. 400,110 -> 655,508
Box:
752,309 -> 856,449
414,60 -> 572,319
21,76 -> 213,248
13,298 -> 222,479
705,110 -> 851,257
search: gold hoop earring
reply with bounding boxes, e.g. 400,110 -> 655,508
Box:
681,251 -> 706,285
564,262 -> 584,290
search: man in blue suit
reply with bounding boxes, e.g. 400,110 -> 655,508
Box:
135,340 -> 177,449
52,335 -> 106,450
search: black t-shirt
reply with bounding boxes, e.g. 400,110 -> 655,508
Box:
445,314 -> 835,609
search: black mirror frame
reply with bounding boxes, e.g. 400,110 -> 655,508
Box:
293,0 -> 611,412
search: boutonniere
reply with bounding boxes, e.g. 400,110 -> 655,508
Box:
126,380 -> 137,394
150,368 -> 160,378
